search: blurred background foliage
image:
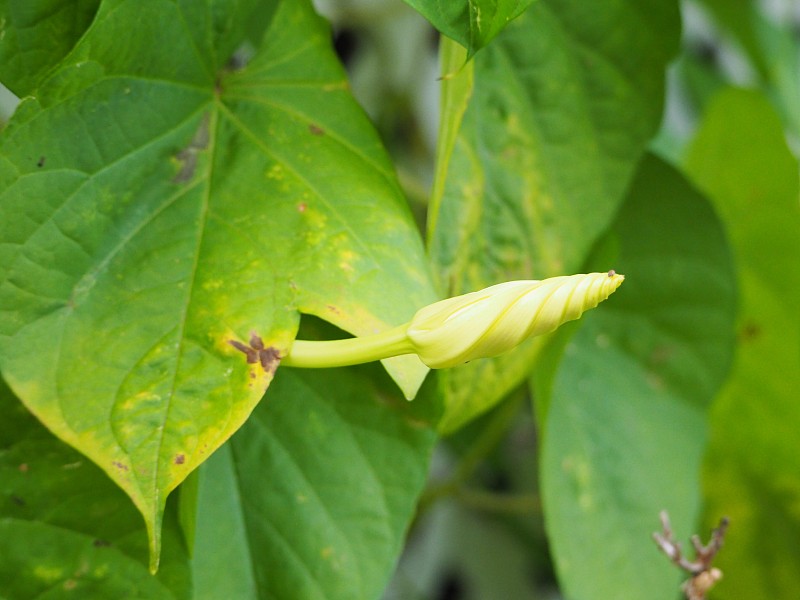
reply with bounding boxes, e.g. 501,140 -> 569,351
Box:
311,1 -> 800,598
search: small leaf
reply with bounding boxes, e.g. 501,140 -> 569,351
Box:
538,155 -> 737,599
403,0 -> 536,58
428,0 -> 680,432
685,88 -> 800,598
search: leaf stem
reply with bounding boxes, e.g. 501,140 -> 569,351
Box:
454,488 -> 541,515
282,324 -> 414,368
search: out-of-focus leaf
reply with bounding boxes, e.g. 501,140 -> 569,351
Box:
0,377 -> 191,597
187,364 -> 437,600
0,0 -> 100,96
387,500 -> 549,599
0,520 -> 175,600
685,88 -> 800,599
402,0 -> 536,58
691,0 -> 800,139
0,0 -> 435,567
693,0 -> 769,77
538,155 -> 736,600
428,0 -> 680,433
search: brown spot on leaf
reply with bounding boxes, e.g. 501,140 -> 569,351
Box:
259,347 -> 281,375
18,463 -> 28,473
93,539 -> 111,547
649,345 -> 673,365
37,156 -> 46,167
740,321 -> 760,341
249,333 -> 265,350
173,113 -> 210,183
63,579 -> 78,591
309,124 -> 325,136
298,202 -> 307,212
230,340 -> 259,364
174,454 -> 185,465
326,304 -> 341,315
231,335 -> 281,374
112,461 -> 129,471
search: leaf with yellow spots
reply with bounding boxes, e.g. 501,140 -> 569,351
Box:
0,0 -> 435,570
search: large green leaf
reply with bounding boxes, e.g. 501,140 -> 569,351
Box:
190,365 -> 437,600
0,0 -> 100,96
0,377 -> 190,598
402,0 -> 536,58
0,0 -> 435,567
428,0 -> 680,432
538,155 -> 736,599
685,88 -> 800,599
1,355 -> 436,599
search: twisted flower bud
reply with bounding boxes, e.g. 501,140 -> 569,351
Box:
407,272 -> 624,368
280,272 -> 623,370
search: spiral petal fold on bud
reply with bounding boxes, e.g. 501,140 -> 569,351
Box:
407,272 -> 624,368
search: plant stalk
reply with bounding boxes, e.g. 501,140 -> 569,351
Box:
282,324 -> 414,368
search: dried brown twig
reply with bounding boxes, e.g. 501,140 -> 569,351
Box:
653,510 -> 729,600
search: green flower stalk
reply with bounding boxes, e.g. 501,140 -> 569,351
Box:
282,271 -> 624,369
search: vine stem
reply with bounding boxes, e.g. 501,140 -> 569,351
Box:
281,324 -> 414,368
417,391 -> 525,516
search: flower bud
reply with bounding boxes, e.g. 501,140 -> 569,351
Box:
406,272 -> 624,368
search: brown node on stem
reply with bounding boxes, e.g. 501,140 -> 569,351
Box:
653,510 -> 729,600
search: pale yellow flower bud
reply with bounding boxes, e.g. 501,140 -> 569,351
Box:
279,272 -> 623,374
406,272 -> 624,368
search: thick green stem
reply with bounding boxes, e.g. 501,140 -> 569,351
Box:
282,324 -> 415,368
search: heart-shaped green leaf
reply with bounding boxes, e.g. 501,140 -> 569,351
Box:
0,0 -> 435,568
